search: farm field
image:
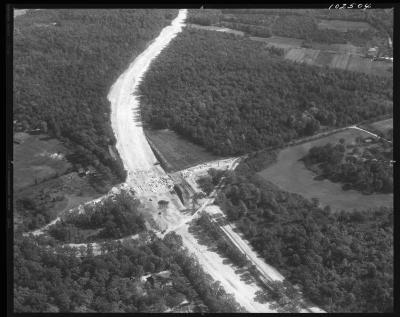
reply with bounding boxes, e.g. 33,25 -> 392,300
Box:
284,48 -> 392,77
145,128 -> 221,173
311,42 -> 364,55
258,128 -> 393,212
13,133 -> 72,190
317,19 -> 373,32
249,35 -> 303,51
363,118 -> 393,135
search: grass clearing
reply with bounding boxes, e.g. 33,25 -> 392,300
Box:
347,55 -> 372,74
314,51 -> 335,66
329,53 -> 351,69
317,19 -> 373,32
145,128 -> 221,172
330,43 -> 364,54
262,36 -> 303,46
258,129 -> 393,212
363,118 -> 393,135
14,171 -> 102,229
285,48 -> 305,62
13,132 -> 72,190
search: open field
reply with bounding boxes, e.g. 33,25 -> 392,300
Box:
284,48 -> 392,77
258,128 -> 393,212
13,132 -> 72,190
360,118 -> 393,138
317,19 -> 373,32
145,128 -> 221,172
14,171 -> 101,229
367,118 -> 393,134
313,50 -> 336,66
330,52 -> 351,69
250,35 -> 303,52
312,42 -> 364,55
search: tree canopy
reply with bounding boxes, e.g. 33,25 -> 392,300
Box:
139,29 -> 392,156
213,158 -> 393,312
14,9 -> 178,184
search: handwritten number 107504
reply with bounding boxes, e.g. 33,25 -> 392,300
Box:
329,3 -> 372,10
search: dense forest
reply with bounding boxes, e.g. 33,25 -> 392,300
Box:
14,232 -> 244,312
210,159 -> 393,312
301,139 -> 393,194
187,9 -> 391,45
139,29 -> 392,156
14,9 -> 178,184
48,191 -> 146,243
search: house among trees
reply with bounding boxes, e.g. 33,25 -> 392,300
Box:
366,47 -> 378,58
142,270 -> 173,289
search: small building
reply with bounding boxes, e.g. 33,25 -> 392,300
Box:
366,47 -> 378,58
142,271 -> 172,289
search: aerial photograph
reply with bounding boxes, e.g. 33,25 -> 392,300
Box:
10,5 -> 393,314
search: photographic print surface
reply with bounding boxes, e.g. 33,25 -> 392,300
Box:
12,6 -> 393,313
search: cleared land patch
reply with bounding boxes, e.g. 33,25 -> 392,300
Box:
250,36 -> 303,52
13,132 -> 103,231
14,171 -> 101,230
13,132 -> 72,190
313,51 -> 335,66
258,129 -> 393,212
329,52 -> 351,69
367,118 -> 393,134
145,128 -> 221,172
284,48 -> 392,77
317,19 -> 373,32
